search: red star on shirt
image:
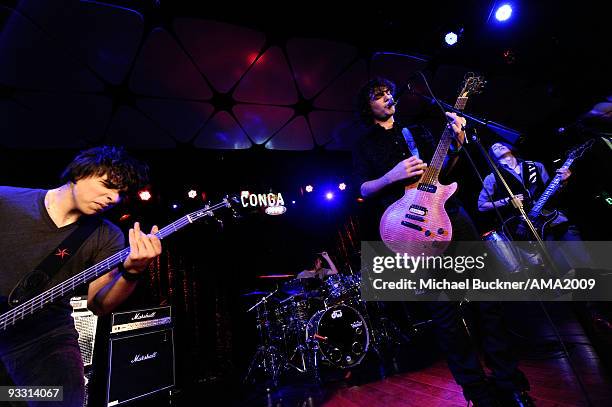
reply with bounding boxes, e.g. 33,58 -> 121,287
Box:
55,248 -> 70,259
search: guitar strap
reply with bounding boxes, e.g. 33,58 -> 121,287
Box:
402,127 -> 421,159
523,161 -> 538,187
7,217 -> 102,307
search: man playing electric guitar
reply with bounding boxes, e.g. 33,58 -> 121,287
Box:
477,142 -> 588,259
0,146 -> 162,407
353,78 -> 533,407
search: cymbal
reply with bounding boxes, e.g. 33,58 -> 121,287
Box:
257,274 -> 295,279
241,290 -> 271,296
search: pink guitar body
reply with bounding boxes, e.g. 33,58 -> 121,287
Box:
380,180 -> 457,256
377,73 -> 485,255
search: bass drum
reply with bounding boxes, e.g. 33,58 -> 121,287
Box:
306,305 -> 369,369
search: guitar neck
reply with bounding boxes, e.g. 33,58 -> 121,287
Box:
423,97 -> 468,183
0,199 -> 231,332
528,159 -> 574,217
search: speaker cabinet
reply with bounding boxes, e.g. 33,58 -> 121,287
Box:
106,328 -> 175,406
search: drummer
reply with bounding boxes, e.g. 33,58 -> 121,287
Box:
296,251 -> 339,280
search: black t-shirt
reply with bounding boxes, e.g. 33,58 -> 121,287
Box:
0,186 -> 124,354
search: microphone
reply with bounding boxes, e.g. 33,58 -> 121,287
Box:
389,82 -> 412,106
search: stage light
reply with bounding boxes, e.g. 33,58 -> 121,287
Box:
357,197 -> 364,203
444,32 -> 458,46
138,190 -> 151,201
291,200 -> 296,204
265,205 -> 287,216
495,4 -> 513,22
187,189 -> 197,199
325,192 -> 334,200
338,183 -> 347,191
171,203 -> 179,209
305,185 -> 314,193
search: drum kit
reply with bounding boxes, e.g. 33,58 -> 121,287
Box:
243,272 -> 412,385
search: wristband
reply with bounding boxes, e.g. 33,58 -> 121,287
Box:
118,262 -> 142,282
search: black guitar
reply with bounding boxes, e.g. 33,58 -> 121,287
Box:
0,196 -> 239,332
501,140 -> 593,240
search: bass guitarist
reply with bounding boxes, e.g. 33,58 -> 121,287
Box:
0,146 -> 162,407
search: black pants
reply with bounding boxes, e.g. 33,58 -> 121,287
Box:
0,333 -> 85,407
426,301 -> 529,400
428,205 -> 528,400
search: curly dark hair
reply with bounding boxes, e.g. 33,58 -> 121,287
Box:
60,146 -> 149,193
356,77 -> 396,125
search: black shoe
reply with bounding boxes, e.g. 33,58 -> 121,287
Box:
498,391 -> 536,407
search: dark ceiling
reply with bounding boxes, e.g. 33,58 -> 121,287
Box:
0,0 -> 609,151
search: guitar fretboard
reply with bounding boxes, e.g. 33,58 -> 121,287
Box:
528,159 -> 574,217
0,199 -> 231,332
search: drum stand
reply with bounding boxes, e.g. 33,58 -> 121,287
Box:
244,291 -> 283,387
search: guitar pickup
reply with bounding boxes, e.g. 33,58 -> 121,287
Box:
409,205 -> 428,216
417,183 -> 437,193
401,221 -> 423,231
405,214 -> 425,222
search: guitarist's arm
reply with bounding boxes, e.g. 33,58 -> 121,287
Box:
360,156 -> 427,197
87,222 -> 162,315
439,112 -> 467,181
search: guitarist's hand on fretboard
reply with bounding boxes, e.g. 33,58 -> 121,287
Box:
556,168 -> 571,183
123,222 -> 162,275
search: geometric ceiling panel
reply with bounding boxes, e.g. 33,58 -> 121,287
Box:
234,46 -> 298,105
105,106 -> 176,148
314,59 -> 368,110
194,111 -> 252,149
233,104 -> 294,145
0,5 -> 103,91
15,0 -> 144,85
136,99 -> 214,143
265,116 -> 313,150
130,28 -> 212,99
309,111 -> 355,147
174,19 -> 266,93
287,38 -> 357,100
3,92 -> 112,148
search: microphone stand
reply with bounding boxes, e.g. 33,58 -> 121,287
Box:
411,90 -> 561,278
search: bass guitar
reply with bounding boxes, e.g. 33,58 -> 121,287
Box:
0,196 -> 239,332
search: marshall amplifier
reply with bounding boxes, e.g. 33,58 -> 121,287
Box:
106,306 -> 174,406
110,305 -> 172,334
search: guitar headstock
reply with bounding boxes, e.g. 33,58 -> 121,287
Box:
567,138 -> 595,160
459,73 -> 486,98
187,194 -> 241,223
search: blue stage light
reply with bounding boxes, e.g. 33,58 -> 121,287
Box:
444,32 -> 458,46
495,4 -> 513,22
325,192 -> 334,200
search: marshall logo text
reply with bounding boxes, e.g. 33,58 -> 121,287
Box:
130,352 -> 158,364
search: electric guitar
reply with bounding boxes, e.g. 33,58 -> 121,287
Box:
379,74 -> 485,255
501,139 -> 594,240
0,196 -> 239,332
